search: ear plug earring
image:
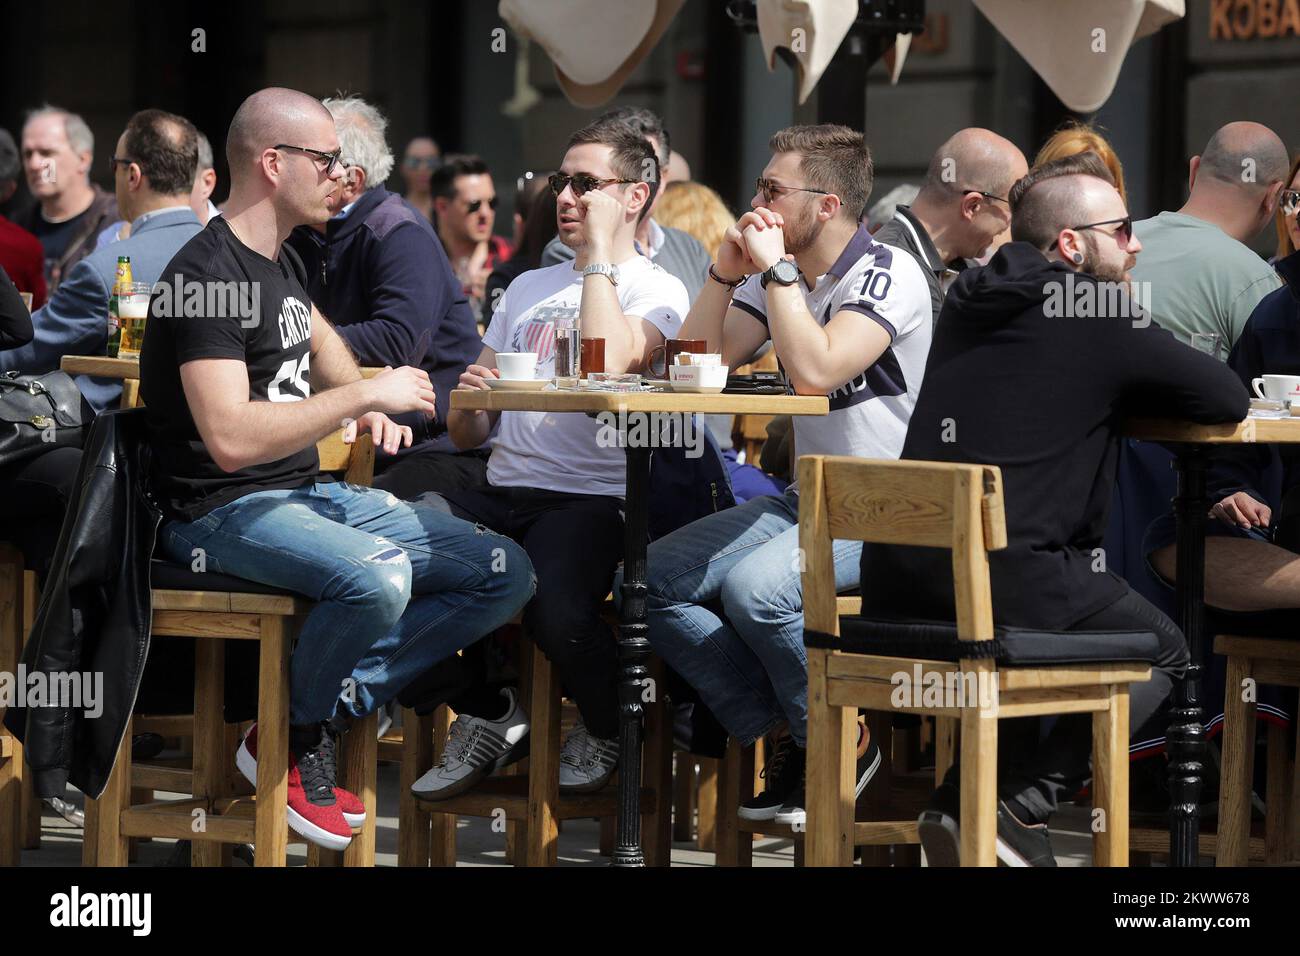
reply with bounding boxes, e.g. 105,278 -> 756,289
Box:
1072,252 -> 1084,264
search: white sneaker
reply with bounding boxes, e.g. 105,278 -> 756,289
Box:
410,688 -> 529,802
557,721 -> 619,793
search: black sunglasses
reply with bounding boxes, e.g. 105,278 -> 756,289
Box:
961,188 -> 1009,205
1050,216 -> 1133,250
755,176 -> 830,205
465,196 -> 499,214
548,172 -> 637,198
1283,188 -> 1300,216
107,156 -> 134,175
273,143 -> 343,176
404,156 -> 440,171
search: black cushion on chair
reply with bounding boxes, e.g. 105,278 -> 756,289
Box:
806,615 -> 1160,665
150,558 -> 297,597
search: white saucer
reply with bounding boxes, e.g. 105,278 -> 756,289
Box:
486,378 -> 549,391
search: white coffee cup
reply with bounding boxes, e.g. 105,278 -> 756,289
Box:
495,352 -> 538,381
670,363 -> 730,389
1252,374 -> 1300,402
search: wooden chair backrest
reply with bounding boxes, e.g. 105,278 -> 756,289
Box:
798,455 -> 1006,643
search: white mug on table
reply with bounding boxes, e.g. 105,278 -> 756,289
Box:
496,352 -> 539,381
1252,374 -> 1300,402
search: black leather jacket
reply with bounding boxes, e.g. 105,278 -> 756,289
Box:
3,408 -> 160,798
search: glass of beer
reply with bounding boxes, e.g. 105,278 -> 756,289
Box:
116,283 -> 153,359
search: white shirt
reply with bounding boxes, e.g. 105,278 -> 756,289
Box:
482,255 -> 689,497
731,225 -> 932,471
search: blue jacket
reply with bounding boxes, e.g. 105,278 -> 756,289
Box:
286,186 -> 483,452
0,207 -> 202,413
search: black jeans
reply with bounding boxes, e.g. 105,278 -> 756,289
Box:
438,484 -> 625,739
0,446 -> 83,578
372,446 -> 489,501
945,587 -> 1190,824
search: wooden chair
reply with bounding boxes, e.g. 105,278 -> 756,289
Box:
0,543 -> 38,865
1215,633 -> 1300,866
85,427 -> 379,867
800,456 -> 1154,866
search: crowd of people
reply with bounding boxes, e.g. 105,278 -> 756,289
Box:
1,85 -> 1296,866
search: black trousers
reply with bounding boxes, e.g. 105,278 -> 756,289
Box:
944,586 -> 1190,824
0,446 -> 83,578
436,484 -> 625,740
372,446 -> 489,500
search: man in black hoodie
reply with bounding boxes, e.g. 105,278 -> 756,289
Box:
861,151 -> 1250,865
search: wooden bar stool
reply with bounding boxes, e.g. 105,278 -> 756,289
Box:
1215,633 -> 1300,866
800,456 -> 1155,867
85,427 -> 379,867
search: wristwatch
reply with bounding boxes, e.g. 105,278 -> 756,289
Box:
582,262 -> 620,286
760,259 -> 800,289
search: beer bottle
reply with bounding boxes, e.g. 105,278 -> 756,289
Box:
108,256 -> 132,357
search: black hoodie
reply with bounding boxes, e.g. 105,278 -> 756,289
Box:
861,241 -> 1249,629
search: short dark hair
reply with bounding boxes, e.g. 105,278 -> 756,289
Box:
768,125 -> 873,222
1009,151 -> 1116,249
123,109 -> 200,197
565,121 -> 660,223
431,154 -> 490,200
595,106 -> 669,164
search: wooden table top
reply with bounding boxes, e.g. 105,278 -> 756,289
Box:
450,386 -> 829,416
61,356 -> 384,380
1126,416 -> 1300,444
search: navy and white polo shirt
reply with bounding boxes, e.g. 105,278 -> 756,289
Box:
731,224 -> 932,464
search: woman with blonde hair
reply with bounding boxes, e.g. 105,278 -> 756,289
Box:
655,180 -> 736,259
1034,121 -> 1128,204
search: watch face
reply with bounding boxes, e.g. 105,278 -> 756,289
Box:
774,259 -> 799,284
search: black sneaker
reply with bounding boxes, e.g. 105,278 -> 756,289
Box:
917,782 -> 1058,867
737,735 -> 804,822
775,727 -> 883,827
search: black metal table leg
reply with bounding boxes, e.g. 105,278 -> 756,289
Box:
1169,445 -> 1208,866
613,437 -> 653,867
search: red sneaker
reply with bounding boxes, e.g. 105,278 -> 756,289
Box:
238,724 -> 366,828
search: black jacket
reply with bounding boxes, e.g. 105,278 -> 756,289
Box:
3,408 -> 160,798
861,242 -> 1250,629
0,265 -> 33,350
285,186 -> 483,453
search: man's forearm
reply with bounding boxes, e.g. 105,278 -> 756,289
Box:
311,322 -> 364,389
447,407 -> 498,451
679,276 -> 734,352
765,284 -> 832,393
212,379 -> 375,472
577,270 -> 639,372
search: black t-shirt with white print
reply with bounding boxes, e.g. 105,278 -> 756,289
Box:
142,216 -> 320,521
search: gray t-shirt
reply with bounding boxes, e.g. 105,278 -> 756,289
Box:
1129,211 -> 1282,357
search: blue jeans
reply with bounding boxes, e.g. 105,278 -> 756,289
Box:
159,480 -> 535,725
638,492 -> 861,746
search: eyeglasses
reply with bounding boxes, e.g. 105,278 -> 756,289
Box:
755,176 -> 830,205
107,156 -> 134,175
548,172 -> 637,198
404,156 -> 440,171
1049,216 -> 1133,250
1283,189 -> 1300,216
960,188 -> 1009,205
273,144 -> 343,176
464,196 -> 499,214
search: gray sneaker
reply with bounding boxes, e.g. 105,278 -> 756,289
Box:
411,688 -> 529,801
557,721 -> 619,793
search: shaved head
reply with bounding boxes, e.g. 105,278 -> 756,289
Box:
1196,121 -> 1289,193
226,87 -> 334,179
922,127 -> 1028,200
1010,150 -> 1117,249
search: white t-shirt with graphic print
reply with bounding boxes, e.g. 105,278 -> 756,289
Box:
730,225 -> 932,468
482,256 -> 689,497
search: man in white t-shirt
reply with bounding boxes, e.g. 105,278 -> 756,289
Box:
640,124 -> 932,826
411,121 -> 689,801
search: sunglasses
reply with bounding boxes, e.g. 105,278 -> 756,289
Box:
404,156 -> 440,171
107,156 -> 134,176
1050,216 -> 1133,249
1283,188 -> 1300,216
273,143 -> 343,176
465,196 -> 499,214
548,172 -> 637,198
755,176 -> 830,205
961,187 -> 1009,205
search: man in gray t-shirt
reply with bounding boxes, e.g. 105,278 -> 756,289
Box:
1129,121 -> 1288,358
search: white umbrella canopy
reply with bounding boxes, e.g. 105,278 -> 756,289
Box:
972,0 -> 1184,113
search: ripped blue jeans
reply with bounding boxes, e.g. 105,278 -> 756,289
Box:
158,480 -> 535,724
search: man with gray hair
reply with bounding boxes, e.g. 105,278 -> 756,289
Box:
286,95 -> 486,498
14,106 -> 118,290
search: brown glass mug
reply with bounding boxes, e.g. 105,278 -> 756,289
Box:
580,337 -> 606,374
648,338 -> 708,378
